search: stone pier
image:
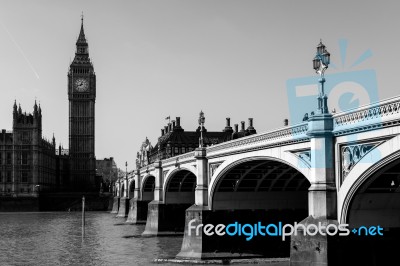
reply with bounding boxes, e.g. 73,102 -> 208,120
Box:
126,198 -> 148,224
110,196 -> 119,214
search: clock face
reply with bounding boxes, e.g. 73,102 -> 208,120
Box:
74,78 -> 89,92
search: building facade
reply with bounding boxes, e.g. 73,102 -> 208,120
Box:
136,116 -> 257,167
0,102 -> 60,196
96,157 -> 118,192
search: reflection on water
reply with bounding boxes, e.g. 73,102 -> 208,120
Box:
0,212 -> 182,266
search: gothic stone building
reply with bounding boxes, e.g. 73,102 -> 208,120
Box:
0,18 -> 98,197
0,102 -> 61,196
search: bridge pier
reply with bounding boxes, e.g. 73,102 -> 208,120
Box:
290,113 -> 338,266
126,172 -> 148,223
110,196 -> 120,214
177,147 -> 211,258
126,198 -> 149,223
142,160 -> 163,236
116,197 -> 129,217
142,201 -> 191,236
142,160 -> 188,236
117,177 -> 129,217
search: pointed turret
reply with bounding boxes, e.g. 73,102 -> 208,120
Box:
52,133 -> 56,147
76,16 -> 88,47
72,15 -> 91,64
18,104 -> 22,115
34,100 -> 38,115
13,100 -> 17,114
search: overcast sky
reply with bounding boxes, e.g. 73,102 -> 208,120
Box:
1,0 -> 399,170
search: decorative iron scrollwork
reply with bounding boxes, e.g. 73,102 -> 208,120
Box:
291,150 -> 311,168
209,162 -> 222,178
341,141 -> 382,180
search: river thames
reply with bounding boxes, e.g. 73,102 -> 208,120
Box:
0,212 -> 289,266
0,212 -> 183,266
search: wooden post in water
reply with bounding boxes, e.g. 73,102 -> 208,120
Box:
82,196 -> 85,235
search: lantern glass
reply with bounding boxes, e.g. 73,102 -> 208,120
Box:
313,57 -> 320,71
322,51 -> 330,65
317,43 -> 325,55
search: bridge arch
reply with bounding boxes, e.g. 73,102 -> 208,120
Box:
209,155 -> 311,209
163,167 -> 196,204
337,135 -> 400,264
128,179 -> 135,199
339,135 -> 400,224
115,182 -> 120,197
206,156 -> 311,257
121,183 -> 125,198
141,174 -> 155,201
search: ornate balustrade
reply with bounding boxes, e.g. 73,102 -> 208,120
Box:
333,96 -> 400,135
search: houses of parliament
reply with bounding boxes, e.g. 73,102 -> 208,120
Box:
0,19 -> 98,197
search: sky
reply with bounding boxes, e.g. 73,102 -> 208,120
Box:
1,0 -> 399,170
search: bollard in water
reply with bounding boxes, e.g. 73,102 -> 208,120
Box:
82,196 -> 85,236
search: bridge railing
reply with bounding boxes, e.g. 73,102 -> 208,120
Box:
162,151 -> 196,168
333,95 -> 400,134
206,122 -> 309,157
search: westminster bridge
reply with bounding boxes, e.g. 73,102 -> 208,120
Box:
111,95 -> 400,265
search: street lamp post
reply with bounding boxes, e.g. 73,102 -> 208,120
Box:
313,40 -> 330,114
125,161 -> 128,198
198,111 -> 205,148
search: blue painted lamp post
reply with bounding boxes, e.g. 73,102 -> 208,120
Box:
291,40 -> 337,265
313,40 -> 330,114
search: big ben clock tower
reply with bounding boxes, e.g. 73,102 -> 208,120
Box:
68,17 -> 96,191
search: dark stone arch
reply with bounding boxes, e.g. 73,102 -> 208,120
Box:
129,180 -> 135,199
347,158 -> 400,227
212,159 -> 310,210
165,169 -> 196,204
142,175 -> 155,201
341,158 -> 400,265
208,159 -> 310,258
143,169 -> 197,234
120,183 -> 125,197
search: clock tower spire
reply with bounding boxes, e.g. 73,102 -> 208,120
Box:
68,16 -> 96,191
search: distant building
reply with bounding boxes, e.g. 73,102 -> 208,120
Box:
96,157 -> 118,192
136,116 -> 257,167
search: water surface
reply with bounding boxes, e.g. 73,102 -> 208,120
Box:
0,212 -> 182,266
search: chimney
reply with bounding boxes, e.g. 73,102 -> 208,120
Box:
173,116 -> 183,132
168,123 -> 172,132
284,119 -> 289,126
246,118 -> 257,135
161,129 -> 164,136
164,125 -> 168,133
234,124 -> 239,132
223,117 -> 233,134
172,120 -> 176,130
240,121 -> 245,132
